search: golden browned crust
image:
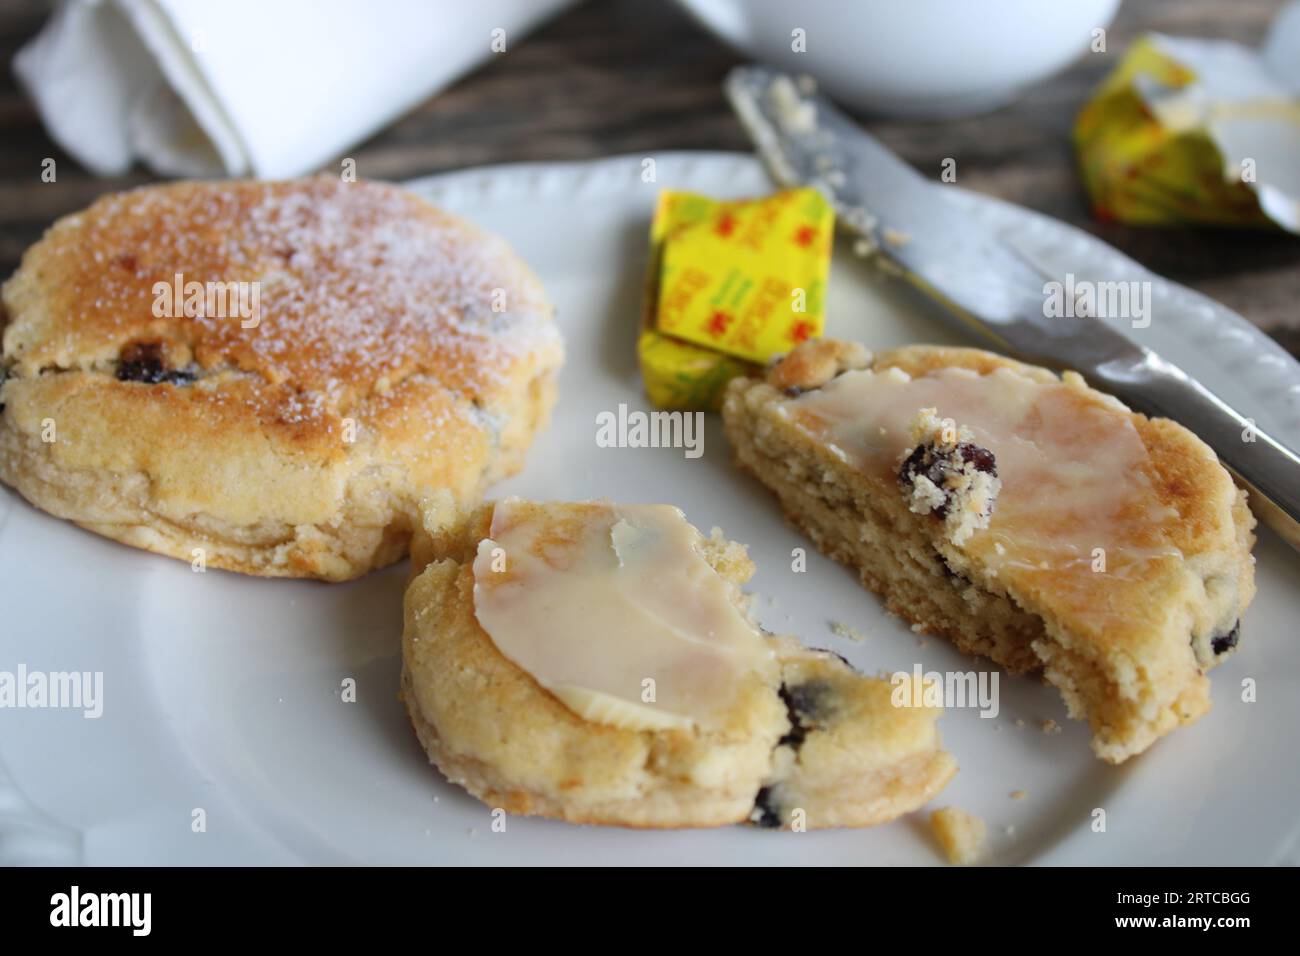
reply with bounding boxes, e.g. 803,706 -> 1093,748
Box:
723,339 -> 1257,763
767,338 -> 872,393
0,179 -> 563,580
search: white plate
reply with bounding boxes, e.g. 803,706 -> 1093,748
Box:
3,152 -> 1299,866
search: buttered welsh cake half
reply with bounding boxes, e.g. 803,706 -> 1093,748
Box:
0,179 -> 563,580
400,495 -> 957,829
722,339 -> 1256,764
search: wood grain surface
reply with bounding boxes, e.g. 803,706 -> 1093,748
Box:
1,0 -> 1296,351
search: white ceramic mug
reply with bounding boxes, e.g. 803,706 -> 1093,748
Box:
678,0 -> 1123,117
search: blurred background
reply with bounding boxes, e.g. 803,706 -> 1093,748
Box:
1,0 -> 1296,353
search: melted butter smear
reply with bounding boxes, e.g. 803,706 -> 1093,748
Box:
472,499 -> 774,731
787,366 -> 1184,580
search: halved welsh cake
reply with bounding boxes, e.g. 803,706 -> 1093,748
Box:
400,495 -> 956,829
722,339 -> 1256,764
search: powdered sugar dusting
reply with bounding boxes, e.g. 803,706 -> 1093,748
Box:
8,178 -> 560,433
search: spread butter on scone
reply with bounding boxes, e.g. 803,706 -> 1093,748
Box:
400,495 -> 957,829
721,339 -> 1256,764
0,179 -> 563,581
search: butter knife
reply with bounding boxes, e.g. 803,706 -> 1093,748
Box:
726,65 -> 1300,552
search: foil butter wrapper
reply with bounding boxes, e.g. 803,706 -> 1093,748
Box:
1076,3 -> 1300,232
638,187 -> 834,411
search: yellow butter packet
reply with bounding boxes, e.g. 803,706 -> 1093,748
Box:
1075,35 -> 1300,230
651,188 -> 833,363
636,327 -> 754,412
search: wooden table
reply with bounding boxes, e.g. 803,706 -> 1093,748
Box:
2,0 -> 1297,352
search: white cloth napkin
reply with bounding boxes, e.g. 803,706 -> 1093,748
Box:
14,0 -> 575,178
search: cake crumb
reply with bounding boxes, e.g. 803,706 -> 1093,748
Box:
1009,789 -> 1027,800
875,255 -> 906,278
1014,718 -> 1025,730
842,206 -> 878,235
769,75 -> 816,134
829,620 -> 867,642
1041,719 -> 1062,735
898,408 -> 1000,546
930,807 -> 986,865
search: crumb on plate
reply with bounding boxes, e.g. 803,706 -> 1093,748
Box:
930,806 -> 986,865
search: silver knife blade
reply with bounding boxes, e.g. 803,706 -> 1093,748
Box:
726,64 -> 1300,552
